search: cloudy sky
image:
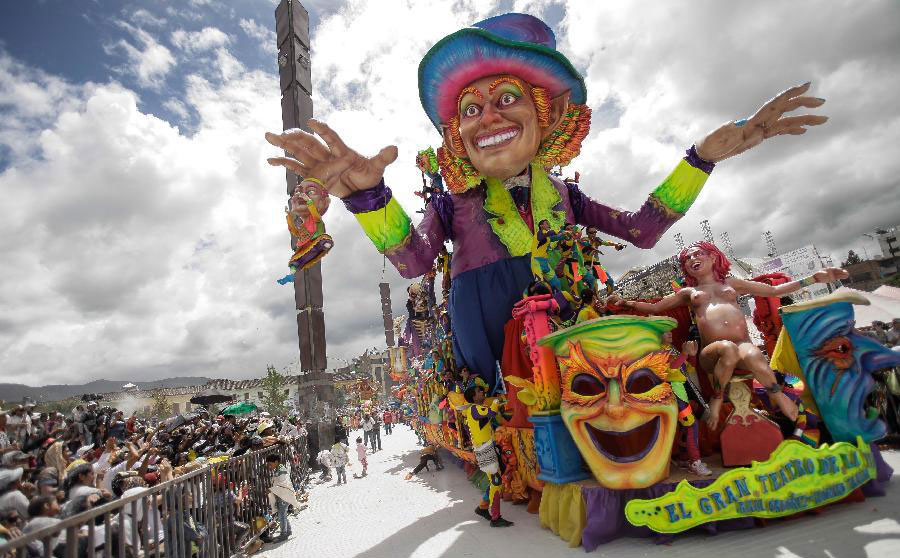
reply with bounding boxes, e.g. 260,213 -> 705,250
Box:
1,0 -> 898,387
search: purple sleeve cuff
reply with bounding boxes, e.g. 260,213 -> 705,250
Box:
684,145 -> 715,174
565,181 -> 586,222
341,179 -> 391,214
430,191 -> 454,239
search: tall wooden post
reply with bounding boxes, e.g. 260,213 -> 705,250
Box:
379,282 -> 394,399
275,0 -> 334,448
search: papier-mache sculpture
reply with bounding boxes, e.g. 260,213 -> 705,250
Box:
774,291 -> 900,444
262,12 -> 858,545
265,13 -> 827,395
285,178 -> 333,272
539,315 -> 679,489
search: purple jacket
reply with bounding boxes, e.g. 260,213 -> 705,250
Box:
344,147 -> 714,279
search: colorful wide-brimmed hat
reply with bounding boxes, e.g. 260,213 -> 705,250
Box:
419,13 -> 587,131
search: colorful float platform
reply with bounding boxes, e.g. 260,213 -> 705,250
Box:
404,290 -> 897,551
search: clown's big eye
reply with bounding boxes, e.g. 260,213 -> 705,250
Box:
571,374 -> 605,397
625,369 -> 662,394
463,104 -> 481,117
499,93 -> 518,106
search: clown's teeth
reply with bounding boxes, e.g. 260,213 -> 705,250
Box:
477,129 -> 519,148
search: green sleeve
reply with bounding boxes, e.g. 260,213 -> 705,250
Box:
354,197 -> 412,252
650,159 -> 710,215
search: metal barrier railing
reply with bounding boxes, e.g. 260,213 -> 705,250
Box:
0,437 -> 308,558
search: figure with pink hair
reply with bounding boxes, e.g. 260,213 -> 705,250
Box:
609,241 -> 848,431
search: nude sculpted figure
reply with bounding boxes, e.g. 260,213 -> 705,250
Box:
609,241 -> 848,430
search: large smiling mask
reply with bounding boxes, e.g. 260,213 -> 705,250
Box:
778,292 -> 900,443
538,315 -> 678,489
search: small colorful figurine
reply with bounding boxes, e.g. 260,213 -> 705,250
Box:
286,178 -> 333,272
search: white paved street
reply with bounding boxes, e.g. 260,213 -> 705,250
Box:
260,426 -> 900,558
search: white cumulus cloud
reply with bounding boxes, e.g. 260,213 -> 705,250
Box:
2,0 -> 899,387
104,22 -> 176,90
171,27 -> 231,53
239,18 -> 276,54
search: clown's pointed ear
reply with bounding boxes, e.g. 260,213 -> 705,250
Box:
441,116 -> 468,159
440,117 -> 467,159
539,90 -> 571,141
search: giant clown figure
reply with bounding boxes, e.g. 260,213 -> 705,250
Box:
265,13 -> 827,393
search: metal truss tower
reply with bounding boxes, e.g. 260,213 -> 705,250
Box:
700,220 -> 714,244
764,230 -> 778,258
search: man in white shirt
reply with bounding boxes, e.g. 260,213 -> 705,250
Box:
280,419 -> 300,440
5,407 -> 29,446
362,414 -> 375,448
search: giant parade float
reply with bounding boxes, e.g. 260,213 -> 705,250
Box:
265,12 -> 897,550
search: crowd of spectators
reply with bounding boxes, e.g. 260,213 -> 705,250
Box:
0,400 -> 308,556
861,318 -> 900,347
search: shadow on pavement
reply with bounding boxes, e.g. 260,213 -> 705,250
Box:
349,444 -> 900,558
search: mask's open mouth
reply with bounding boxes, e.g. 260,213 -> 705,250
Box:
585,416 -> 660,463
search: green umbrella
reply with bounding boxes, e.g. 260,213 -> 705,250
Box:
222,402 -> 258,416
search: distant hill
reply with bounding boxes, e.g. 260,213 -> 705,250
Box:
0,377 -> 213,403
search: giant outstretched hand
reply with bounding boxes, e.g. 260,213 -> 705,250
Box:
812,267 -> 849,284
265,119 -> 398,199
695,82 -> 828,163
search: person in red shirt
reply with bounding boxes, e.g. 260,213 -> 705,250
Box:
125,413 -> 137,435
382,410 -> 393,435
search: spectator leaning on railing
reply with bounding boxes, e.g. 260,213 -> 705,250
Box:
0,396 -> 309,557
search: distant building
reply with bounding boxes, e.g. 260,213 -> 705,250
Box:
843,256 -> 900,292
204,376 -> 302,410
330,349 -> 391,400
615,256 -> 682,300
99,384 -> 207,416
745,244 -> 838,300
60,375 -> 306,416
874,225 -> 900,259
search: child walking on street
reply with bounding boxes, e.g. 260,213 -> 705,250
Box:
331,438 -> 349,485
353,437 -> 368,478
383,409 -> 393,435
317,448 -> 333,482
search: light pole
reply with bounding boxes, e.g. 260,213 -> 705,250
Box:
861,233 -> 876,261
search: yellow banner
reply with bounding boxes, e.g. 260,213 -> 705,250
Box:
625,437 -> 875,533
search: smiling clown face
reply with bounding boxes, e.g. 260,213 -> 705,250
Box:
539,315 -> 678,489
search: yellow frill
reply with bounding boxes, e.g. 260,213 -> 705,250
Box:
538,482 -> 586,547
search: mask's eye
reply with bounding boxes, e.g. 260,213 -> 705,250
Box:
625,368 -> 662,394
498,92 -> 518,107
814,336 -> 854,369
463,104 -> 481,118
571,374 -> 606,397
